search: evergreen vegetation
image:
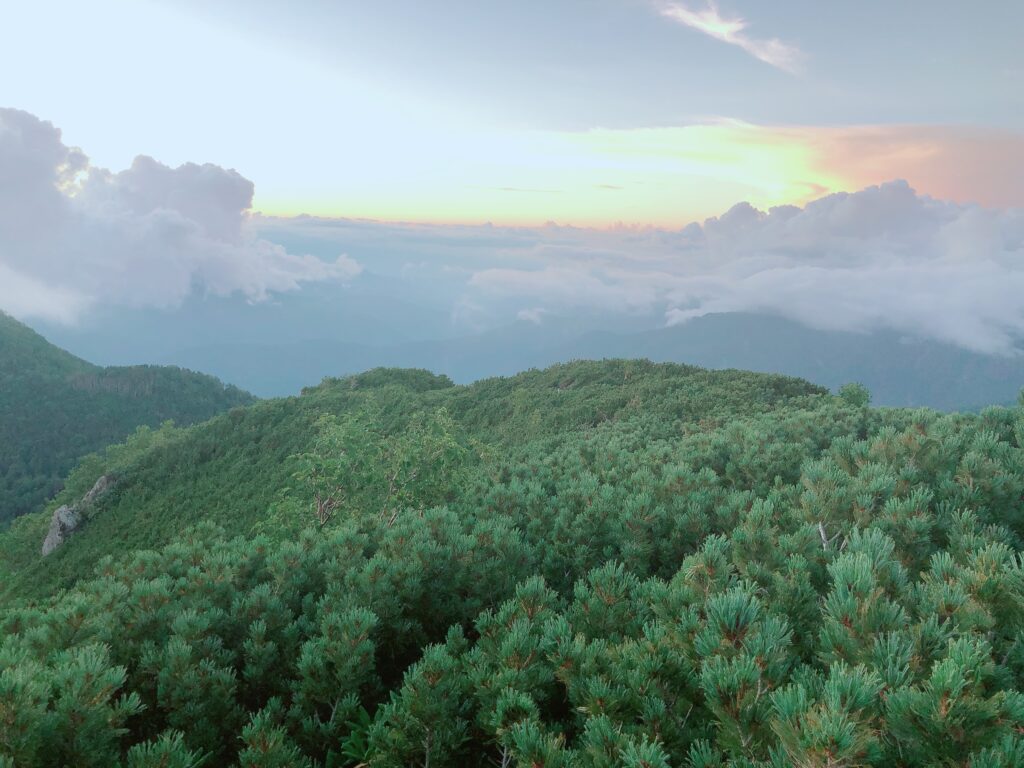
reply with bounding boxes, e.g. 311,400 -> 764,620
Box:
3,359 -> 1024,766
0,312 -> 254,524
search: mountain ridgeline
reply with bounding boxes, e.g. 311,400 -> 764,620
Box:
3,360 -> 1024,766
165,312 -> 1024,410
0,312 -> 254,524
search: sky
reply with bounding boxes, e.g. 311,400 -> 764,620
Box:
3,0 -> 1022,226
1,0 -> 1023,363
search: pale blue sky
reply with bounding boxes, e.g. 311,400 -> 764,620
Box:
3,0 -> 1021,224
172,0 -> 1023,128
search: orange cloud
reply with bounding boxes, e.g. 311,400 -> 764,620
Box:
800,125 -> 1024,209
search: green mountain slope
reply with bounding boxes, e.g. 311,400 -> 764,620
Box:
0,360 -> 823,600
3,360 -> 1024,766
0,312 -> 254,523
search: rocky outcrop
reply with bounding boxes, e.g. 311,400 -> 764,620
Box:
40,474 -> 113,556
41,505 -> 81,556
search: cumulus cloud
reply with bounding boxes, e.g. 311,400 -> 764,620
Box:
456,181 -> 1024,355
0,109 -> 360,324
662,183 -> 1024,354
659,1 -> 803,72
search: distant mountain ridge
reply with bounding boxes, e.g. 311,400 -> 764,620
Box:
169,313 -> 1024,410
0,312 -> 254,523
567,314 -> 1024,411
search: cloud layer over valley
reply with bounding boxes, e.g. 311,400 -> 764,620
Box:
256,181 -> 1024,356
3,109 -> 1023,358
0,109 -> 360,324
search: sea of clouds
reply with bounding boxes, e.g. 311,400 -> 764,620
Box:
3,108 -> 1022,355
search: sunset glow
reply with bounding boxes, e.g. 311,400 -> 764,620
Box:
5,0 -> 1019,229
254,122 -> 1023,227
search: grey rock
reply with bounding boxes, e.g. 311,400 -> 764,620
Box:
40,474 -> 113,556
41,505 -> 82,556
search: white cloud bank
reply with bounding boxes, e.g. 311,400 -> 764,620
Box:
0,109 -> 359,324
6,109 -> 1021,358
459,181 -> 1024,355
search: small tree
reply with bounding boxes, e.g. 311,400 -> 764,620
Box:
378,408 -> 471,523
291,413 -> 376,527
838,382 -> 871,408
292,407 -> 474,529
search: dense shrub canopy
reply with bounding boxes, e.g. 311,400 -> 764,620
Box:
3,360 -> 1024,766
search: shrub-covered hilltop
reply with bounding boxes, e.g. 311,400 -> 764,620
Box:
3,360 -> 1024,767
0,312 -> 254,524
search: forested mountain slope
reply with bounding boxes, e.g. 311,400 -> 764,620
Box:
0,312 -> 254,523
3,360 -> 1024,766
0,360 -> 822,599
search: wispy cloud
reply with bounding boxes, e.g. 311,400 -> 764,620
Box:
659,1 -> 803,73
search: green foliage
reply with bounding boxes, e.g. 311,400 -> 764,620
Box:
839,382 -> 872,407
291,406 -> 474,527
0,643 -> 141,767
3,359 -> 1024,765
0,311 -> 253,523
239,700 -> 313,768
124,732 -> 206,768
